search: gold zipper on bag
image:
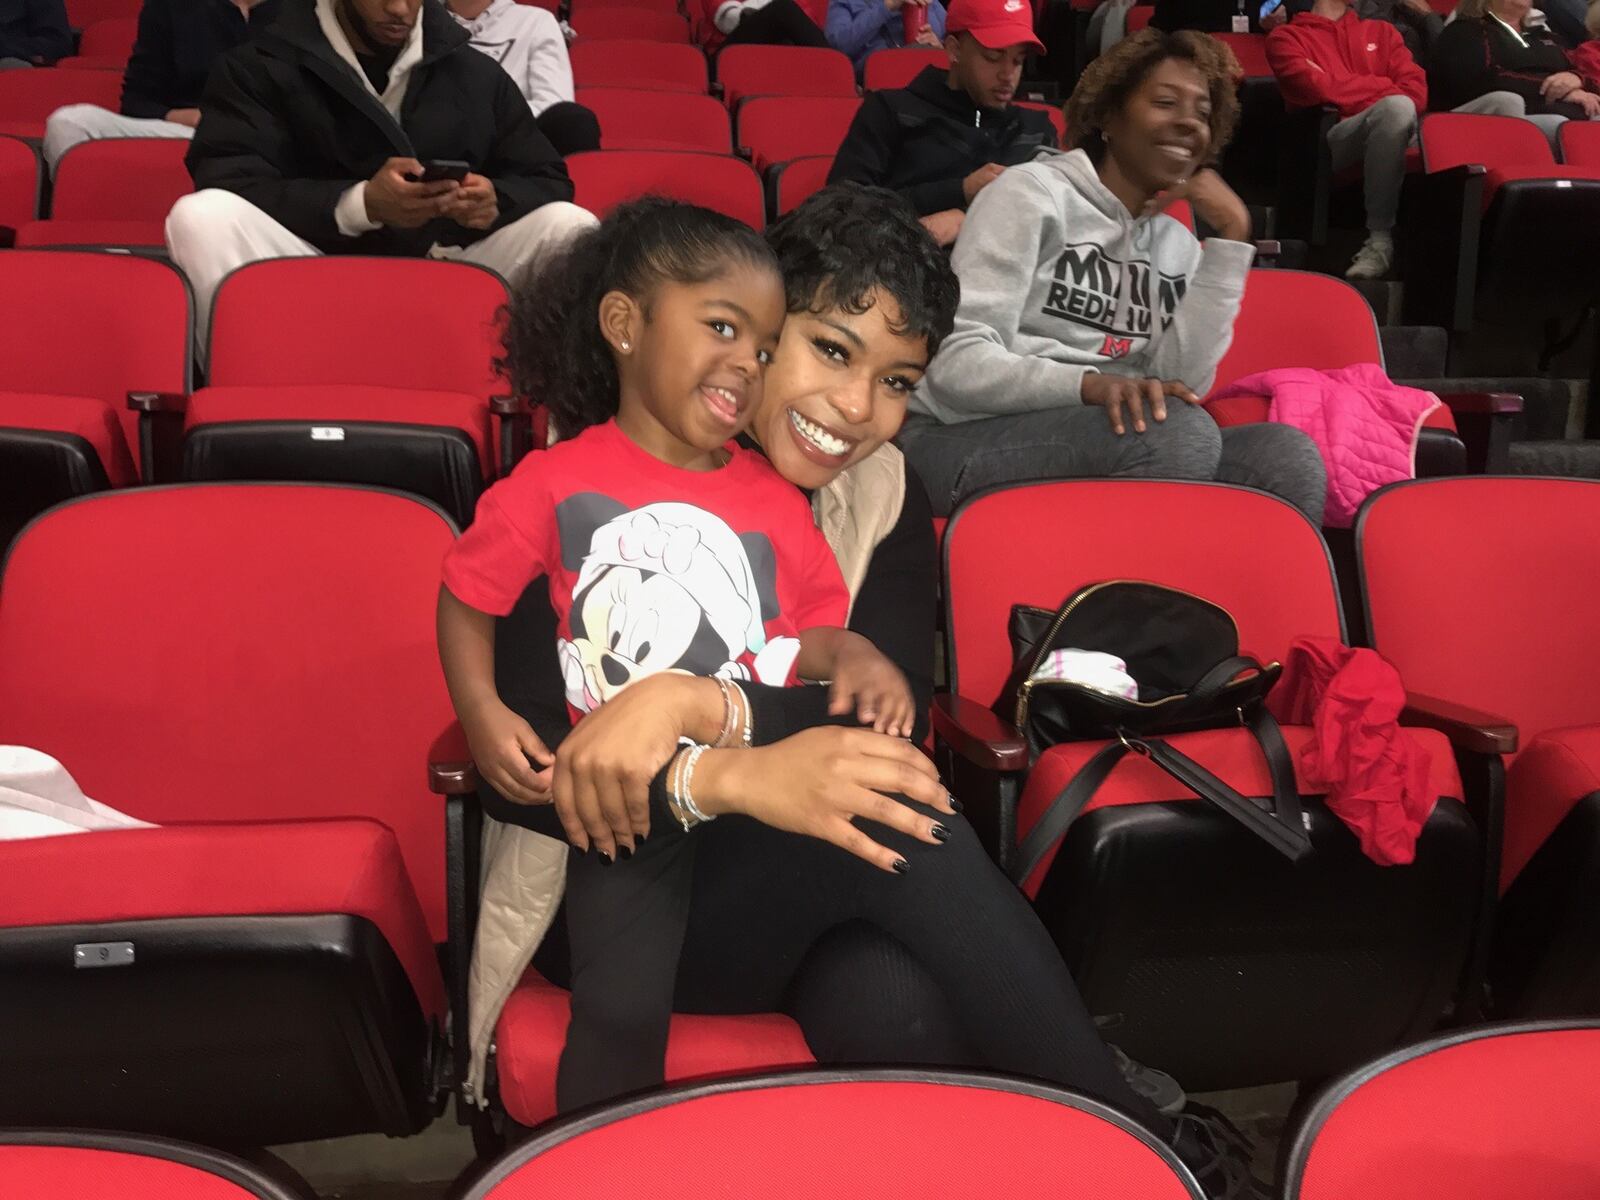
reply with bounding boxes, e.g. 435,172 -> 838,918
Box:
1011,580 -> 1255,731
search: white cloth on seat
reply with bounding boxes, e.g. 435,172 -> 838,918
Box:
0,746 -> 155,840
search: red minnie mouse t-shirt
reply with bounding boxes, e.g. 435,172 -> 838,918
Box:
443,420 -> 849,718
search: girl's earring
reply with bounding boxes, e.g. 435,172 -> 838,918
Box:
620,340 -> 631,352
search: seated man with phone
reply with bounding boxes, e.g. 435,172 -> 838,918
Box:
167,0 -> 596,349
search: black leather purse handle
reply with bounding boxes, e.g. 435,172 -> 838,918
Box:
1009,704 -> 1311,886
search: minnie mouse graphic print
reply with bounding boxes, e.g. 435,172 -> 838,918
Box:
442,420 -> 848,719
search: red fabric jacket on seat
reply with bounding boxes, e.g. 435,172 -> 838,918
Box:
1268,636 -> 1437,865
1266,9 -> 1427,117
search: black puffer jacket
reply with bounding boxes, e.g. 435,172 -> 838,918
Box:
827,66 -> 1057,216
186,0 -> 572,255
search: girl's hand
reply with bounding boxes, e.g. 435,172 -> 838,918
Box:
1080,373 -> 1201,435
695,727 -> 957,873
461,698 -> 554,807
1541,71 -> 1584,103
552,673 -> 722,858
828,636 -> 917,738
1146,167 -> 1251,243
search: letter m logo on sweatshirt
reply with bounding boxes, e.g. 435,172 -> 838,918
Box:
1043,243 -> 1186,343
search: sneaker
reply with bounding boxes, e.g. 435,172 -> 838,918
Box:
1346,233 -> 1394,280
1112,1046 -> 1187,1116
1169,1103 -> 1271,1200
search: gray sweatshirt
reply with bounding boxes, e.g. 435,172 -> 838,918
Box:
914,149 -> 1256,425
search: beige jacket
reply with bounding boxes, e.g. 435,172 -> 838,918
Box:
463,444 -> 908,1102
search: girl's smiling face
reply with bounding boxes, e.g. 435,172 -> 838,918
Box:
607,261 -> 787,470
748,287 -> 931,491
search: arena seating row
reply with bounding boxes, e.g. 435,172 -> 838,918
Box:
11,1027 -> 1595,1199
2,467 -> 1597,1147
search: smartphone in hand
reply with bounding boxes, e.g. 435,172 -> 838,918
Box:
415,159 -> 469,184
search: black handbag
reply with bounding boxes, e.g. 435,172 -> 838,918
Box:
995,581 -> 1312,884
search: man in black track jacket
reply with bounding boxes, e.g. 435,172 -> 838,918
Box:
167,0 -> 594,346
826,0 -> 1055,246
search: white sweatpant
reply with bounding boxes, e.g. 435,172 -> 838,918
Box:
1327,91 -> 1535,234
42,104 -> 195,174
165,188 -> 597,353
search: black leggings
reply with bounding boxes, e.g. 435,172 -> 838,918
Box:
552,803 -> 1165,1134
720,0 -> 829,47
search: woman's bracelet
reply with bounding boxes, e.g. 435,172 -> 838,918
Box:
710,677 -> 753,750
667,741 -> 717,831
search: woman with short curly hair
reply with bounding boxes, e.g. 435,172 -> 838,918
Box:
901,29 -> 1328,525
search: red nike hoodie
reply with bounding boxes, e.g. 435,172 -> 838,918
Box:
1265,8 -> 1427,119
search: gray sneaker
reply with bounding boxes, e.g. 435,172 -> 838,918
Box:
1112,1046 -> 1187,1116
1170,1103 -> 1271,1200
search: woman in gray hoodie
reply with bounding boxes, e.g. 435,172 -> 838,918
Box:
900,28 -> 1327,523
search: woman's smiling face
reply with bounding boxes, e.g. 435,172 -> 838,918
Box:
748,287 -> 931,490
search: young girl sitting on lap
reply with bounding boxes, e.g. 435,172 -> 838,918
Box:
436,199 -> 923,1111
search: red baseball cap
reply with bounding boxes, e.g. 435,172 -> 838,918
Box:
945,0 -> 1045,51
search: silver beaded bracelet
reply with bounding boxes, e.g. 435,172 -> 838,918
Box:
678,742 -> 715,824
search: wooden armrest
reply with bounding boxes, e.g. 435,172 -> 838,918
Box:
932,693 -> 1028,772
1403,691 -> 1518,756
429,723 -> 480,794
127,390 -> 188,413
488,394 -> 525,417
1253,239 -> 1282,259
1436,391 -> 1522,416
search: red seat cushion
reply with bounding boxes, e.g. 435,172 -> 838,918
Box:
0,1145 -> 271,1199
495,971 -> 814,1126
0,390 -> 136,486
1501,724 -> 1600,892
0,818 -> 446,1017
187,385 -> 494,478
1015,725 -> 1464,896
14,218 -> 166,247
1483,165 -> 1600,210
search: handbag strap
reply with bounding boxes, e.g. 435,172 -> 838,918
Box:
1008,707 -> 1311,886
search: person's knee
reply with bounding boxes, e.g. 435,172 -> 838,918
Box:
1369,93 -> 1417,135
165,189 -> 252,251
1479,91 -> 1526,117
1223,424 -> 1327,524
1134,399 -> 1223,480
42,103 -> 107,166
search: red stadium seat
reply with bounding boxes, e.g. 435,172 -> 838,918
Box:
77,16 -> 138,62
715,44 -> 857,110
0,68 -> 122,140
1283,1021 -> 1600,1199
862,46 -> 948,91
1409,113 -> 1600,345
0,250 -> 188,546
0,1131 -> 310,1200
1016,98 -> 1066,143
570,8 -> 690,41
570,0 -> 684,16
0,484 -> 455,1144
63,0 -> 141,24
163,257 -> 512,523
936,479 -> 1479,1090
569,38 -> 708,92
1359,478 -> 1600,1019
1204,270 -> 1523,476
773,153 -> 833,215
464,1071 -> 1202,1199
578,86 -> 731,153
1559,119 -> 1600,167
737,95 -> 861,172
489,974 -> 817,1127
1127,5 -> 1153,32
0,134 -> 39,235
14,136 -> 190,247
568,149 -> 764,227
1211,31 -> 1271,78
